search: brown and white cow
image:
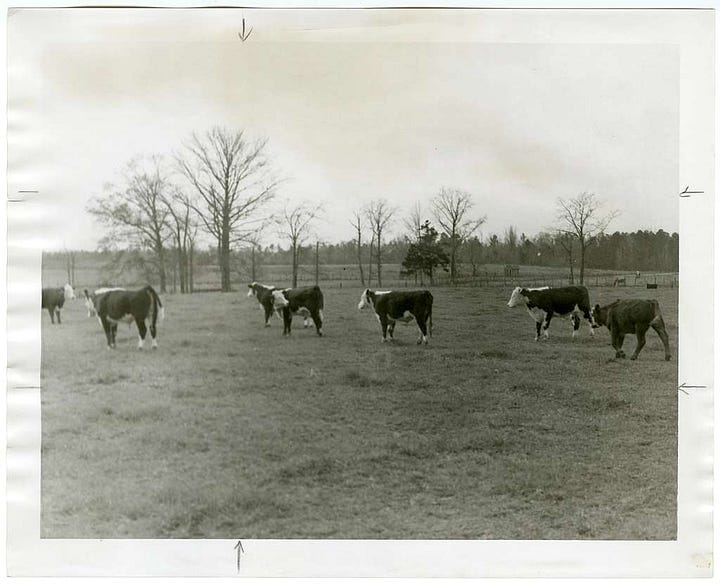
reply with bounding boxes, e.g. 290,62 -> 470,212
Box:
247,282 -> 278,327
358,289 -> 433,344
93,285 -> 164,349
84,287 -> 126,317
592,299 -> 671,361
507,285 -> 596,340
41,283 -> 75,324
271,285 -> 324,336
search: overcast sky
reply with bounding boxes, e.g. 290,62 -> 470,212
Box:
9,8 -> 680,251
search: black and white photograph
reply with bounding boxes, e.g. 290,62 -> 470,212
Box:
5,4 -> 714,578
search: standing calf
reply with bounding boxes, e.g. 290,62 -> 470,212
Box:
93,285 -> 164,349
592,299 -> 671,361
358,289 -> 433,344
41,283 -> 75,324
271,285 -> 324,336
507,285 -> 596,340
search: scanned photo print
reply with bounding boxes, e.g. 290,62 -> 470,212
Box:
6,5 -> 714,577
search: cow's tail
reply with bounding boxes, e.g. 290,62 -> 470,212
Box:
146,285 -> 164,325
428,292 -> 433,336
651,299 -> 664,324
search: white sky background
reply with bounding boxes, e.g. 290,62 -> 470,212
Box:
9,8 -> 679,251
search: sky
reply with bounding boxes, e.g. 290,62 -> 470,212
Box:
8,8 -> 681,251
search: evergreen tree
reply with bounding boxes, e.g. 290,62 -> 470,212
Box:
401,221 -> 450,285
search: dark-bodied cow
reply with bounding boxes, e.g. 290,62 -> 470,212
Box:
507,285 -> 596,340
247,282 -> 277,327
592,299 -> 671,361
271,285 -> 324,336
41,283 -> 75,324
358,289 -> 433,345
84,287 -> 126,317
94,285 -> 164,349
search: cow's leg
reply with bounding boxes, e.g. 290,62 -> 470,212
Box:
149,318 -> 158,349
651,320 -> 672,361
611,328 -> 626,358
47,307 -> 55,324
283,308 -> 292,336
583,308 -> 596,336
534,320 -> 542,341
388,320 -> 396,340
263,305 -> 272,327
542,312 -> 553,339
416,311 -> 429,345
55,308 -> 62,324
311,310 -> 323,336
571,314 -> 580,338
135,316 -> 148,350
631,324 -> 649,360
380,316 -> 389,342
100,316 -> 114,349
110,323 -> 119,349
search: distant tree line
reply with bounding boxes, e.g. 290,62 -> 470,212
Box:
79,124 -> 676,291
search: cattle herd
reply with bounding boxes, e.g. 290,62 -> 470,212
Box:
40,281 -> 672,361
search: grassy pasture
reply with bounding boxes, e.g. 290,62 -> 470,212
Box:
41,285 -> 677,539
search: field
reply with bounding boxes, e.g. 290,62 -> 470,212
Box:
41,284 -> 678,539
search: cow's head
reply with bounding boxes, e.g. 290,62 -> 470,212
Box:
271,289 -> 290,312
358,289 -> 374,310
247,282 -> 257,298
64,283 -> 76,300
591,303 -> 609,328
506,287 -> 528,308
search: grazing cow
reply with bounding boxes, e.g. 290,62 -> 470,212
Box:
358,289 -> 433,345
592,299 -> 671,361
94,285 -> 163,349
507,285 -> 596,340
270,285 -> 324,336
41,283 -> 75,324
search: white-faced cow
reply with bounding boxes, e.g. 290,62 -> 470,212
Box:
247,282 -> 280,327
41,283 -> 75,324
592,299 -> 671,361
93,285 -> 164,349
271,285 -> 324,336
507,285 -> 596,341
358,289 -> 433,344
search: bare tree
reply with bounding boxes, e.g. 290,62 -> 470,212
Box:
432,187 -> 486,284
176,127 -> 278,292
365,199 -> 396,287
161,187 -> 197,293
556,232 -> 576,284
403,202 -> 424,243
349,208 -> 366,286
87,155 -> 172,292
276,201 -> 322,287
556,192 -> 619,284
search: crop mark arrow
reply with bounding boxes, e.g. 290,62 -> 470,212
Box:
234,540 -> 245,573
680,186 -> 704,198
238,18 -> 253,42
678,382 -> 707,395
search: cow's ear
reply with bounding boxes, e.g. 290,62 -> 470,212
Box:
594,303 -> 600,310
